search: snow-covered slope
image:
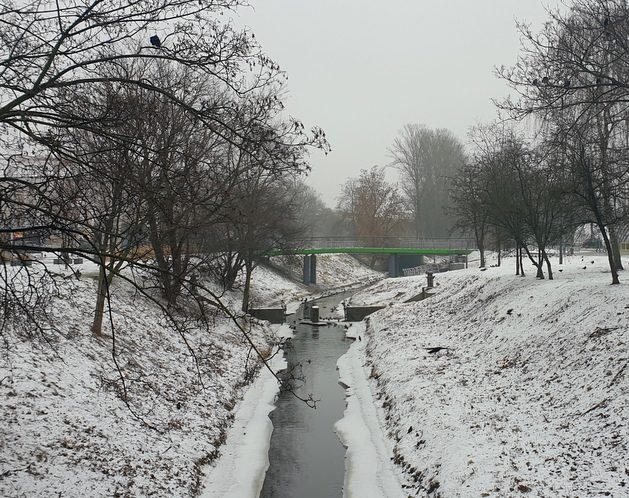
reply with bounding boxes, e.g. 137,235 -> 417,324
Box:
0,253 -> 382,497
250,254 -> 384,309
361,254 -> 628,497
0,266 -> 276,497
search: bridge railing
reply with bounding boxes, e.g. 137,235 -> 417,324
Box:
292,237 -> 476,250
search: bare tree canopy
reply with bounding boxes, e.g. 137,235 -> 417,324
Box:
496,0 -> 629,284
0,0 -> 330,418
498,0 -> 629,120
0,0 -> 329,164
389,124 -> 464,238
337,166 -> 408,243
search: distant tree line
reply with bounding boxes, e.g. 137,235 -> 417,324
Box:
337,125 -> 465,244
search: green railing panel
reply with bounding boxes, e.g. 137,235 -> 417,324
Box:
264,247 -> 473,256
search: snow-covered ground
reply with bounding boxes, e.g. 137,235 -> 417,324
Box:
258,255 -> 381,293
336,322 -> 406,498
358,252 -> 629,496
0,253 -> 382,497
15,248 -> 624,497
0,262 -> 277,497
201,325 -> 291,498
249,254 -> 383,313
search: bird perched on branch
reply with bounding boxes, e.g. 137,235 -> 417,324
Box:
150,35 -> 161,48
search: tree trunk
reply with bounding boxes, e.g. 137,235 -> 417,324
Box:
559,238 -> 563,265
92,264 -> 108,336
580,146 -> 618,284
524,245 -> 543,279
536,248 -> 544,279
609,227 -> 624,271
474,222 -> 486,268
515,243 -> 521,276
242,261 -> 253,312
543,250 -> 553,280
600,224 -> 619,284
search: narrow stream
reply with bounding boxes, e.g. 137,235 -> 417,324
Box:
260,292 -> 353,498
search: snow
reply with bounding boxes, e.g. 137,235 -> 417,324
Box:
0,252 -> 381,496
359,252 -> 629,496
14,247 -> 625,498
200,326 -> 290,498
251,254 -> 383,311
349,274 -> 427,307
336,322 -> 406,498
0,261 -> 276,497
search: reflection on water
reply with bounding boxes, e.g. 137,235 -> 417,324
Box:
260,294 -> 351,498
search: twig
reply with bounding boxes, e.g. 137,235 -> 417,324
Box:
608,361 -> 627,388
581,398 -> 608,416
103,269 -> 163,433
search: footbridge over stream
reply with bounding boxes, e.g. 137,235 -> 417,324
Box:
265,237 -> 476,284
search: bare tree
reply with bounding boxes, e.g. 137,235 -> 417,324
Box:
0,0 -> 331,418
1,0 -> 281,149
557,121 -> 626,284
498,0 -> 629,120
449,161 -> 489,268
338,166 -> 408,244
389,124 -> 464,237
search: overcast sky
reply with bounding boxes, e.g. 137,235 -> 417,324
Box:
234,1 -> 561,207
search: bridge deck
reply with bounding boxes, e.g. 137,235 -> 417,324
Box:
265,246 -> 473,256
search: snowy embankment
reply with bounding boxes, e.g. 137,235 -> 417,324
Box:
0,262 -> 276,497
0,253 -> 381,497
0,257 -> 380,497
251,254 -> 383,312
336,322 -> 406,498
359,254 -> 628,497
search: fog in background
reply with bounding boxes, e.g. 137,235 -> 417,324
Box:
234,0 -> 562,206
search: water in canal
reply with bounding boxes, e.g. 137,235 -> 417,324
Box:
260,293 -> 352,498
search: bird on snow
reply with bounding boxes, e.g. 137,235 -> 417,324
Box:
582,266 -> 587,270
426,346 -> 447,354
150,35 -> 161,48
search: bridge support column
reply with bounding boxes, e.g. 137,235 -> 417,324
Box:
303,254 -> 317,284
389,254 -> 424,277
388,254 -> 399,277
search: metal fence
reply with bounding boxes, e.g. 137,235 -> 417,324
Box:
293,237 -> 476,250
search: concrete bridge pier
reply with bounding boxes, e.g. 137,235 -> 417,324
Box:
389,253 -> 424,277
388,254 -> 398,277
303,254 -> 317,284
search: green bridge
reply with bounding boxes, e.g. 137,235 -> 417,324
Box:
264,237 -> 476,283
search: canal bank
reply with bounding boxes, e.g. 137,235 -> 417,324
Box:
336,321 -> 406,498
201,288 -> 405,498
200,324 -> 290,498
